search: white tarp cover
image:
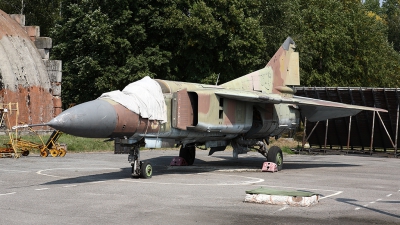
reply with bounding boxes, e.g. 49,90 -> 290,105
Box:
99,76 -> 167,123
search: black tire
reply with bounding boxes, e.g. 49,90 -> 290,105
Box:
267,146 -> 283,171
140,161 -> 153,179
22,150 -> 29,156
179,145 -> 196,165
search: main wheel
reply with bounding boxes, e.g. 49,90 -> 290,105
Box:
179,145 -> 196,165
140,161 -> 153,179
267,146 -> 283,171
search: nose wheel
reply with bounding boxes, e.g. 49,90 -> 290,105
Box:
129,145 -> 153,179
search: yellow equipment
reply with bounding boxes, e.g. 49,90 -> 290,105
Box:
9,129 -> 67,157
0,102 -> 67,158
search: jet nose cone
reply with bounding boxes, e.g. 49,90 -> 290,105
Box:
48,99 -> 117,138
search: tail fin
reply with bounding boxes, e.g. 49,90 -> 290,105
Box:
221,37 -> 300,94
268,37 -> 300,87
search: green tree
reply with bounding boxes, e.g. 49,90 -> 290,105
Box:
382,0 -> 400,52
51,0 -> 171,103
162,0 -> 266,84
51,0 -> 267,104
364,0 -> 384,15
258,0 -> 301,61
297,0 -> 400,87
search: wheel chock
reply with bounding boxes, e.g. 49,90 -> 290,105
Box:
261,162 -> 278,172
170,157 -> 188,166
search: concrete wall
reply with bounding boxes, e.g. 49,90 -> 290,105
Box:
0,10 -> 62,127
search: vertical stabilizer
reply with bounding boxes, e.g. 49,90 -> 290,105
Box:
268,37 -> 300,88
221,37 -> 300,94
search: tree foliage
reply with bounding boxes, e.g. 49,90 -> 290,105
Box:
382,0 -> 400,52
51,0 -> 267,103
45,0 -> 400,104
297,0 -> 400,87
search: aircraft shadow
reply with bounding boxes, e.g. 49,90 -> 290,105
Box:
336,198 -> 400,219
42,168 -> 131,185
41,155 -> 358,186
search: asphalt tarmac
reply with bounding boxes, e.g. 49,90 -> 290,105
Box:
0,150 -> 399,225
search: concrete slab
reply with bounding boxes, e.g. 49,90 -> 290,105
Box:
244,188 -> 319,206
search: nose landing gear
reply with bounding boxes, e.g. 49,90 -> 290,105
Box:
129,145 -> 153,179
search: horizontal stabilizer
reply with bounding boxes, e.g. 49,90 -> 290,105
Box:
293,96 -> 387,122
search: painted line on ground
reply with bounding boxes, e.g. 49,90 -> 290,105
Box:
319,191 -> 343,200
0,169 -> 30,173
35,188 -> 49,191
90,181 -> 106,184
355,193 -> 394,210
273,205 -> 289,213
120,174 -> 264,186
0,192 -> 16,196
63,185 -> 77,188
36,167 -> 121,178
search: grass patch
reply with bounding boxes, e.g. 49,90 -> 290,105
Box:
58,134 -> 114,151
281,146 -> 295,155
0,133 -> 114,154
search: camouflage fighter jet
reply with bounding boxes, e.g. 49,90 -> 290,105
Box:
44,37 -> 386,178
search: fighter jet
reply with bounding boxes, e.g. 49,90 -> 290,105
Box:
44,37 -> 386,178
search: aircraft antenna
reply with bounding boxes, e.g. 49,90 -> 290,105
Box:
215,73 -> 220,85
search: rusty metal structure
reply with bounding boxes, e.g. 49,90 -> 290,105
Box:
295,87 -> 399,154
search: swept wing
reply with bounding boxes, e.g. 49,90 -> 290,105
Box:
215,90 -> 387,122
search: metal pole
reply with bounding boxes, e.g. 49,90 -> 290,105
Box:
305,121 -> 320,153
302,117 -> 307,153
395,104 -> 399,158
376,112 -> 395,148
324,119 -> 328,154
370,111 -> 376,155
347,116 -> 352,154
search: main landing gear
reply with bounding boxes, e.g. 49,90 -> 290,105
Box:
232,137 -> 284,171
179,145 -> 196,165
129,145 -> 153,178
267,146 -> 283,171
